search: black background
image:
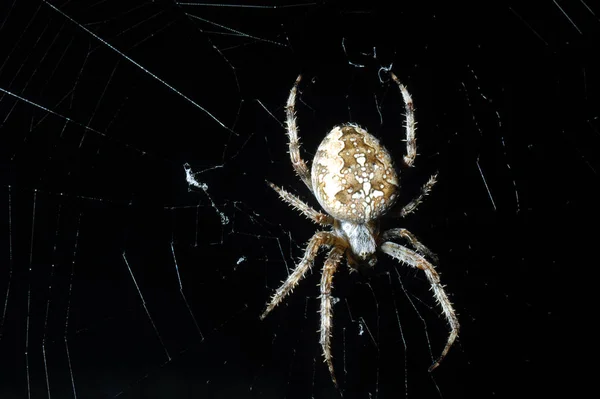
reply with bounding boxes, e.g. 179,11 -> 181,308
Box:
1,1 -> 598,398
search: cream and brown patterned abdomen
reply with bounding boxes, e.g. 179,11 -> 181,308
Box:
311,124 -> 399,223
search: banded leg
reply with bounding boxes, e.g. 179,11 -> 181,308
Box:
396,173 -> 438,218
285,75 -> 313,191
319,246 -> 345,388
380,241 -> 459,371
260,231 -> 341,320
390,72 -> 417,167
267,181 -> 333,226
382,227 -> 439,264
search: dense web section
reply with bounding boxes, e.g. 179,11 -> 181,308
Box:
1,1 -> 598,398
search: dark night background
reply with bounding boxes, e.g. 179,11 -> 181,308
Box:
1,1 -> 598,398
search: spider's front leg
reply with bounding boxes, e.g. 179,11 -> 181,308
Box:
319,246 -> 345,389
260,231 -> 342,320
382,227 -> 439,264
285,74 -> 313,191
380,241 -> 459,371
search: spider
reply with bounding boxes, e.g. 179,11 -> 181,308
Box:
261,73 -> 459,387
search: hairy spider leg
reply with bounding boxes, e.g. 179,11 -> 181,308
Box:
381,227 -> 439,264
380,241 -> 459,371
319,246 -> 345,388
260,232 -> 344,320
267,181 -> 333,226
285,75 -> 313,191
395,173 -> 438,218
390,72 -> 417,168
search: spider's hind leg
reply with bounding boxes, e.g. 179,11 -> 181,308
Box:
285,75 -> 314,191
390,72 -> 417,168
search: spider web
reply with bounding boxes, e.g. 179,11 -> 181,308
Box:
1,1 -> 598,398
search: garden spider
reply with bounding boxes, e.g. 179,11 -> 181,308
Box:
261,73 -> 459,387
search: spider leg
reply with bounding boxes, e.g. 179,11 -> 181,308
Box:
260,231 -> 341,320
380,241 -> 459,372
389,173 -> 437,218
319,245 -> 345,389
267,181 -> 334,226
381,227 -> 439,264
285,74 -> 314,192
390,72 -> 417,168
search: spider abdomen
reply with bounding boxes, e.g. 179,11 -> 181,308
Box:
311,124 -> 399,223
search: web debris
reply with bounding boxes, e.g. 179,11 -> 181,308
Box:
184,163 -> 230,226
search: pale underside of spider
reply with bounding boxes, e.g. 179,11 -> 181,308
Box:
260,73 -> 459,388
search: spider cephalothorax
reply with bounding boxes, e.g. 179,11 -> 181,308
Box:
261,74 -> 459,388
